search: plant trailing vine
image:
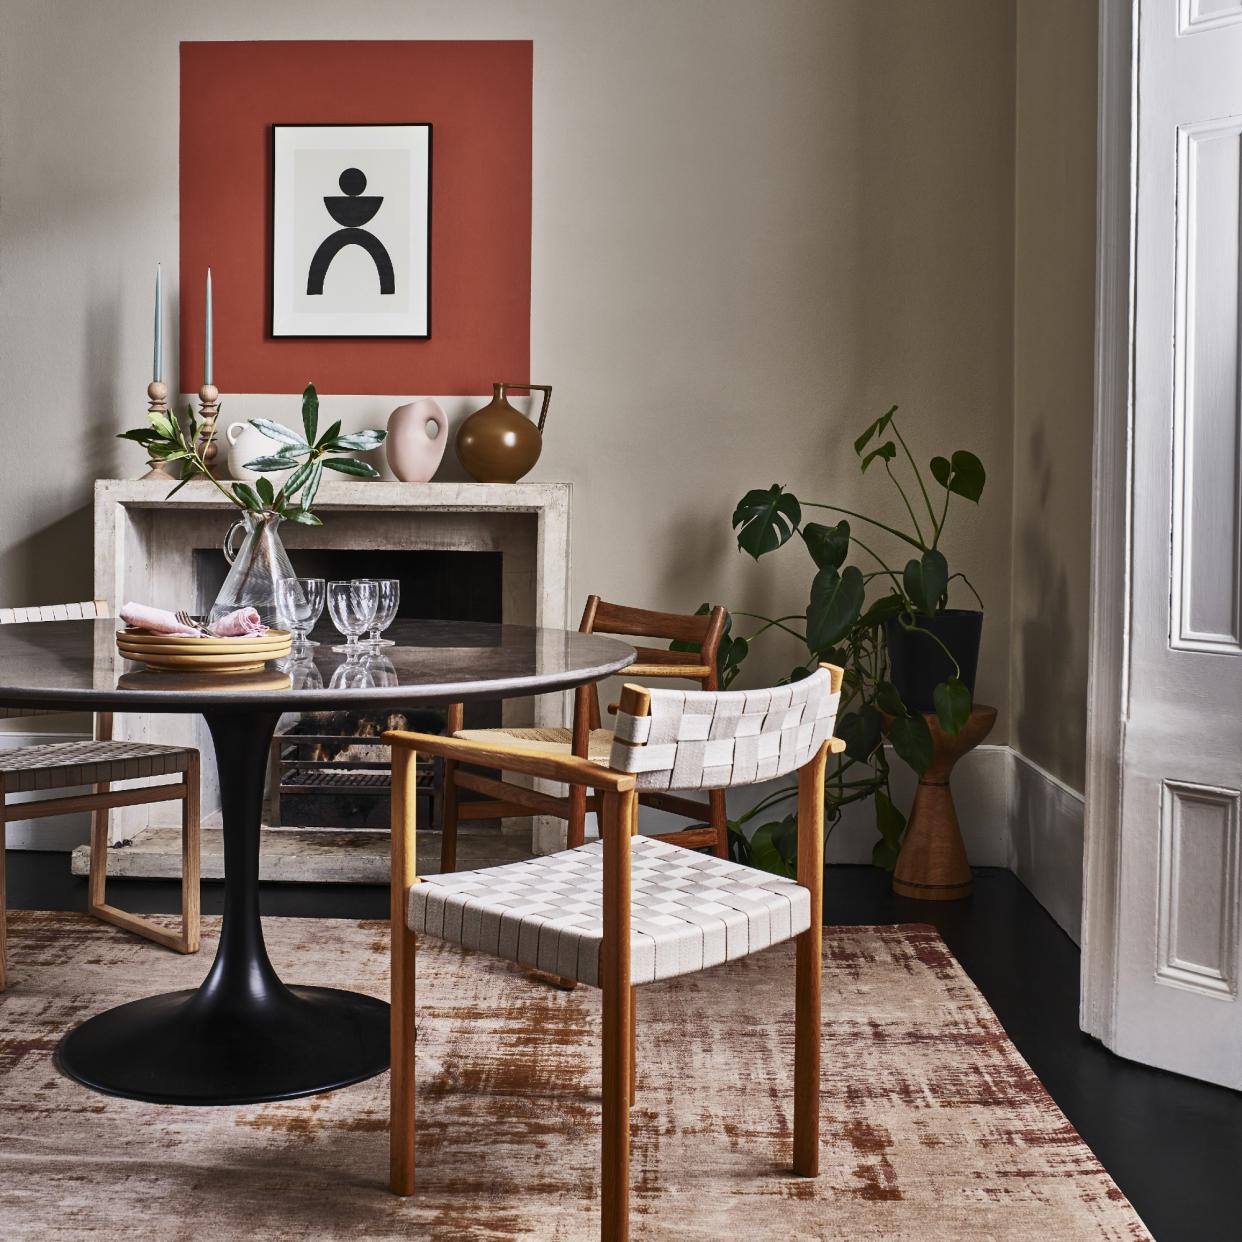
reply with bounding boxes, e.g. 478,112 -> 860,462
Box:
118,383 -> 386,526
725,406 -> 987,872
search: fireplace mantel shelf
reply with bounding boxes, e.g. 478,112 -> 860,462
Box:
95,478 -> 570,513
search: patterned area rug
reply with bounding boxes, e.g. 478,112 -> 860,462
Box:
0,912 -> 1150,1241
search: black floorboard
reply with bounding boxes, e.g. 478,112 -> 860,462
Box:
4,852 -> 1239,1242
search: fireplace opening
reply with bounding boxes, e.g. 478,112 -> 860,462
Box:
193,548 -> 505,832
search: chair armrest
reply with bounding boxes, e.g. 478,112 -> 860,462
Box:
829,737 -> 846,754
383,729 -> 636,793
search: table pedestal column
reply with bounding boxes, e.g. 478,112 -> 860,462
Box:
891,705 -> 997,902
56,710 -> 390,1105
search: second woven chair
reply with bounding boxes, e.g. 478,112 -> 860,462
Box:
438,597 -> 731,871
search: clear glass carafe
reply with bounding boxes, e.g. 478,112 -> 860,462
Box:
209,511 -> 304,629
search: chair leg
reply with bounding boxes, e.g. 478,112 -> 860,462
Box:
439,758 -> 459,873
390,746 -> 418,1195
87,771 -> 200,955
567,783 -> 588,849
628,986 -> 636,1108
0,789 -> 8,994
178,752 -> 201,954
709,788 -> 729,859
601,790 -> 632,1242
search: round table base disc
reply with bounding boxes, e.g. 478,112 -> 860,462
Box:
55,985 -> 389,1106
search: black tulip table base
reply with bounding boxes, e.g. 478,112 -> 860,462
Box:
54,709 -> 390,1106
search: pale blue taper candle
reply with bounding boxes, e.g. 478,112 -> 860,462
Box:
152,263 -> 162,384
204,267 -> 214,387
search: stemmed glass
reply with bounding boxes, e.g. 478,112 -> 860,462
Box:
327,579 -> 378,655
277,577 -> 325,654
363,579 -> 400,649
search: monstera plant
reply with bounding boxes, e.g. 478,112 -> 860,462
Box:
727,406 -> 986,870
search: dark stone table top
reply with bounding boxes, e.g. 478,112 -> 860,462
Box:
0,618 -> 636,714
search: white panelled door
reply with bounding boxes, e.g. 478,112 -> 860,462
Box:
1108,0 -> 1242,1088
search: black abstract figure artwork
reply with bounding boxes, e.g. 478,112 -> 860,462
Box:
272,123 -> 431,339
307,168 -> 395,295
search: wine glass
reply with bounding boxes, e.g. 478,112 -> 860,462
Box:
277,577 -> 325,653
327,579 -> 378,654
363,579 -> 400,648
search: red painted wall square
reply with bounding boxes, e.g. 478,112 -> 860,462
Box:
180,40 -> 531,395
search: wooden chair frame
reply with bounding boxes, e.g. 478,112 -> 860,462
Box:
387,663 -> 844,1241
439,597 -> 731,874
0,600 -> 200,993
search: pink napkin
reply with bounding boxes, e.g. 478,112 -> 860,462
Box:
209,607 -> 267,637
119,602 -> 200,636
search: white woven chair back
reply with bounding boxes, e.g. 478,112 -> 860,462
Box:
0,600 -> 108,718
609,666 -> 839,792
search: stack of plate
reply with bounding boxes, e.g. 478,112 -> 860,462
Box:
116,628 -> 293,673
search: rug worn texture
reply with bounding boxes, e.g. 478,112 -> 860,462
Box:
0,912 -> 1151,1240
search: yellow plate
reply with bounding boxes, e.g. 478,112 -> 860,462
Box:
119,650 -> 291,673
117,628 -> 292,653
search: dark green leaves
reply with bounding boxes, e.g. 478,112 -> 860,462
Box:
859,440 -> 897,473
889,713 -> 933,775
837,704 -> 882,762
328,429 -> 387,452
853,405 -> 897,455
230,482 -> 263,512
871,791 -> 907,871
322,457 -> 381,478
930,450 -> 985,503
732,486 -> 801,559
802,520 -> 850,570
255,476 -> 275,507
302,382 -> 319,446
932,676 -> 972,735
806,565 -> 865,653
243,454 -> 299,473
749,815 -> 799,879
902,549 -> 948,616
249,418 -> 307,449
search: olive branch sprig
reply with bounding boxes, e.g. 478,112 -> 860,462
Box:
118,382 -> 386,527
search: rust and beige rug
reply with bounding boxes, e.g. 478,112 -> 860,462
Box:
0,911 -> 1150,1241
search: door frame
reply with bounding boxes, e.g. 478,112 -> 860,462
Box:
1081,0 -> 1136,1044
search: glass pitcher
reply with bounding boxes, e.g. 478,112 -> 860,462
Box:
209,510 -> 304,629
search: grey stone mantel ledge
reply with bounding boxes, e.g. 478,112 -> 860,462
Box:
94,477 -> 571,513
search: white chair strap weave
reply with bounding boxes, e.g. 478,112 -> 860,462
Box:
610,667 -> 839,791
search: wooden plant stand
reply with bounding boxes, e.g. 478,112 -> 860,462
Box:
891,704 -> 997,902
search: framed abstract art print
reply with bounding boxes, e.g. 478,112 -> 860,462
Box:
271,123 -> 431,338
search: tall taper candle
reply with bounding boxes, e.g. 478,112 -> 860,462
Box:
204,267 -> 213,387
152,263 -> 162,384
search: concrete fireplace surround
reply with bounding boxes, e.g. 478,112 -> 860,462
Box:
69,478 -> 571,883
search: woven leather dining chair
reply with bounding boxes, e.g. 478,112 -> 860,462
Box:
0,600 -> 201,992
386,663 -> 845,1241
439,596 -> 731,872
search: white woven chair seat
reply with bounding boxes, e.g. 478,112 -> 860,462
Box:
407,836 -> 812,987
0,739 -> 193,794
453,725 -> 615,765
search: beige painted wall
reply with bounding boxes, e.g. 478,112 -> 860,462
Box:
1010,0 -> 1098,791
0,1 -> 1017,730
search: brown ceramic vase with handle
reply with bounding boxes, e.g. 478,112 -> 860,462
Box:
455,382 -> 552,483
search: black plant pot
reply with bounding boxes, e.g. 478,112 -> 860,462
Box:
884,609 -> 983,714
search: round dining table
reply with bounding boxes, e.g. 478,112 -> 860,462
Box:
0,617 -> 635,1106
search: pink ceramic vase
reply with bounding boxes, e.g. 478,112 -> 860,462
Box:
386,399 -> 448,482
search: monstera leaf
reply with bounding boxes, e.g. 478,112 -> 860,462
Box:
806,565 -> 865,653
902,550 -> 948,617
930,450 -> 985,503
733,485 -> 801,559
802,520 -> 850,570
933,676 -> 972,735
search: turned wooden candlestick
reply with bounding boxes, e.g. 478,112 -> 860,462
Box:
140,381 -> 177,481
891,704 -> 996,901
197,383 -> 222,477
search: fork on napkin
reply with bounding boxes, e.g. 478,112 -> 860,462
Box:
119,603 -> 269,638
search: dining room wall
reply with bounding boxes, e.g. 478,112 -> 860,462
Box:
0,0 -> 1018,737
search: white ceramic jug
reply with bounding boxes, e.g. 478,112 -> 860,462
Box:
226,421 -> 295,486
386,399 -> 448,482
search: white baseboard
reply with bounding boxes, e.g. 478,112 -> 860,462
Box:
1008,751 -> 1085,944
0,729 -> 93,850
